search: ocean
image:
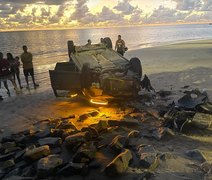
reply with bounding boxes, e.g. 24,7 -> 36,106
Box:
0,23 -> 212,94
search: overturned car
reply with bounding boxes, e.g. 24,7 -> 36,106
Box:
49,37 -> 148,105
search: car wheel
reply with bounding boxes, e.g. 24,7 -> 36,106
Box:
129,57 -> 142,78
104,37 -> 113,49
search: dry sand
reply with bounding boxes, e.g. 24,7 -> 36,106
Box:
0,39 -> 211,179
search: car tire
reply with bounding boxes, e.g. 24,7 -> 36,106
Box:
104,37 -> 113,49
129,57 -> 142,78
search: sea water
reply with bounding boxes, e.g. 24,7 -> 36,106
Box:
0,23 -> 211,92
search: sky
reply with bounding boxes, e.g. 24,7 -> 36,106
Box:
0,0 -> 212,31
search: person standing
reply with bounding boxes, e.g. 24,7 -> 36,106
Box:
21,45 -> 39,89
0,52 -> 18,96
7,53 -> 23,89
115,35 -> 126,56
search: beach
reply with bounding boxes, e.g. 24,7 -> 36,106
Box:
0,39 -> 211,179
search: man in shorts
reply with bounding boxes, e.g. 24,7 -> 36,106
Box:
115,35 -> 126,56
21,45 -> 39,89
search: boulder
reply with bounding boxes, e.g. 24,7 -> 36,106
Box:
79,114 -> 91,121
88,110 -> 99,117
81,126 -> 99,139
57,121 -> 77,130
64,131 -> 90,149
185,149 -> 206,162
38,137 -> 62,147
57,162 -> 89,177
2,142 -> 16,149
24,145 -> 51,161
127,130 -> 140,138
94,120 -> 108,132
139,153 -> 159,170
2,159 -> 15,169
73,142 -> 96,164
137,145 -> 156,154
0,152 -> 15,162
109,135 -> 127,153
105,149 -> 132,177
37,154 -> 63,178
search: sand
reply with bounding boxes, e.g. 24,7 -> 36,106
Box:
0,39 -> 211,179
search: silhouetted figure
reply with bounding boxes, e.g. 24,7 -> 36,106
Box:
21,45 -> 39,89
115,35 -> 126,56
7,53 -> 23,89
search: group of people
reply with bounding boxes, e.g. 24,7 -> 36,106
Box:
0,45 -> 39,101
86,35 -> 127,56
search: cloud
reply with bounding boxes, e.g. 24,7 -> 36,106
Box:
114,0 -> 135,15
173,0 -> 203,11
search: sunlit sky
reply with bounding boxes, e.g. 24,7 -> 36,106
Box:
0,0 -> 211,31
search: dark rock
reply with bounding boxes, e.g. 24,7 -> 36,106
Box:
157,90 -> 172,98
127,130 -> 140,138
139,153 -> 159,170
185,149 -> 206,162
73,142 -> 96,164
61,114 -> 75,120
57,121 -> 77,130
109,135 -> 127,153
38,137 -> 62,148
81,126 -> 99,139
94,120 -> 108,132
20,165 -> 35,177
197,102 -> 212,114
64,131 -> 90,149
2,142 -> 16,150
120,118 -> 140,127
88,161 -> 101,169
0,152 -> 15,162
2,159 -> 15,169
35,129 -> 51,138
88,110 -> 99,117
3,168 -> 21,179
14,149 -> 26,162
4,147 -> 22,154
1,136 -> 14,143
105,149 -> 132,177
61,129 -> 76,139
108,120 -> 120,126
151,127 -> 175,141
3,176 -> 33,180
57,162 -> 89,177
15,161 -> 28,169
137,145 -> 156,154
51,147 -> 62,154
137,171 -> 154,180
18,134 -> 39,146
79,114 -> 91,121
24,145 -> 51,161
37,154 -> 63,178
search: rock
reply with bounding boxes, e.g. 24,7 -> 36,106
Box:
51,147 -> 62,154
137,145 -> 156,154
20,165 -> 35,177
151,127 -> 175,141
200,162 -> 212,174
2,159 -> 15,169
37,154 -> 63,178
137,171 -> 154,180
64,131 -> 90,149
57,162 -> 89,177
2,142 -> 16,149
15,161 -> 28,169
14,149 -> 26,162
35,129 -> 51,138
109,135 -> 127,153
73,142 -> 96,164
81,126 -> 99,139
108,120 -> 120,126
127,130 -> 140,138
139,153 -> 159,170
185,149 -> 206,162
3,176 -> 33,180
4,147 -> 22,154
61,114 -> 75,120
62,129 -> 76,139
38,137 -> 62,148
105,149 -> 132,177
57,121 -> 77,130
0,152 -> 15,162
120,118 -> 140,127
24,145 -> 51,161
191,113 -> 212,130
3,168 -> 21,179
94,120 -> 108,132
88,110 -> 99,117
79,114 -> 91,121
